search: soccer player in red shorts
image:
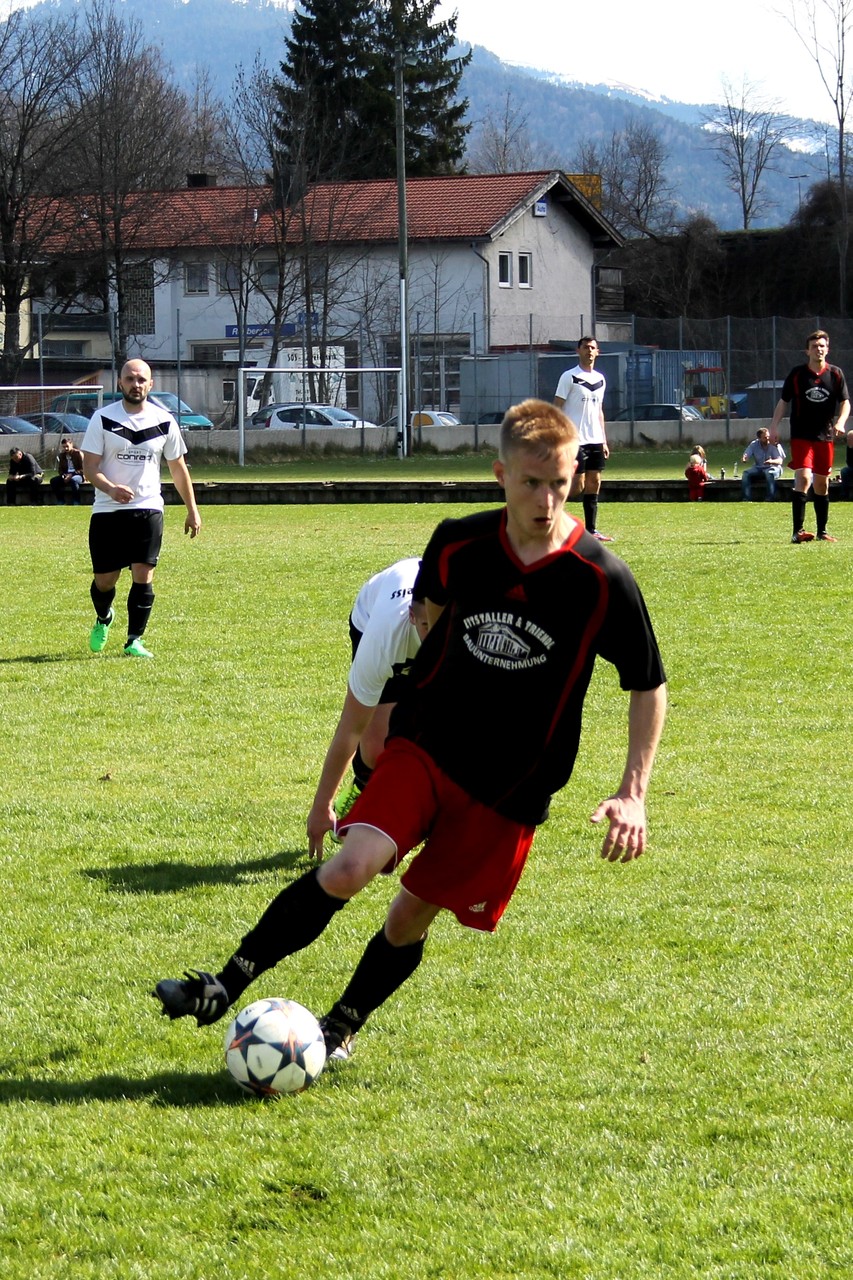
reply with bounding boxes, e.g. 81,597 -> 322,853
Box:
769,330 -> 850,543
154,401 -> 668,1062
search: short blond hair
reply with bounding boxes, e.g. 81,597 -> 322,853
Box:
500,399 -> 579,461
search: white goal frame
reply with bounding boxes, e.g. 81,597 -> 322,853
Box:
236,364 -> 405,464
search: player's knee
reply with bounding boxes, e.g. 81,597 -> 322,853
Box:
316,831 -> 394,898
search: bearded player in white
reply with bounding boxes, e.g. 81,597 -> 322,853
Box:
82,359 -> 201,658
553,336 -> 612,542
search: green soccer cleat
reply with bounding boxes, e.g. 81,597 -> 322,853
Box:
124,637 -> 154,658
89,610 -> 114,653
330,778 -> 363,844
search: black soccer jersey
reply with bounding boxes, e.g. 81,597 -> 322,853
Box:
781,363 -> 850,442
390,509 -> 666,825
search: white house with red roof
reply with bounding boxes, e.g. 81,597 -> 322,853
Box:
35,170 -> 621,418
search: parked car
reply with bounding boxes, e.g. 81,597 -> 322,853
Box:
0,416 -> 40,434
611,404 -> 705,423
476,410 -> 507,424
49,390 -> 213,430
249,402 -> 301,428
267,404 -> 379,430
147,391 -> 214,430
382,410 -> 461,430
22,412 -> 91,434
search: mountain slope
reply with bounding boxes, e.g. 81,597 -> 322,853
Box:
18,0 -> 830,228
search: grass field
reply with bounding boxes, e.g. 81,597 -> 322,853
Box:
1,496 -> 851,1279
179,446 -> 742,484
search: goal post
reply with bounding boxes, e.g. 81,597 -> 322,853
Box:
0,383 -> 104,465
236,364 -> 405,465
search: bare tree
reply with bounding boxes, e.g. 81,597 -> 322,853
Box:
0,7 -> 86,392
186,66 -> 232,181
782,0 -> 853,308
64,0 -> 194,360
703,78 -> 796,229
467,92 -> 539,173
575,121 -> 675,238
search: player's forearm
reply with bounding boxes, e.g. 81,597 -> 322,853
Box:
768,400 -> 788,436
82,453 -> 119,496
617,685 -> 667,801
312,694 -> 373,808
167,458 -> 200,515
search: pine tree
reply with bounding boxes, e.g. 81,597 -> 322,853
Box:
274,0 -> 470,186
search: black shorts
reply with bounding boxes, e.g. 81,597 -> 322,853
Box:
575,443 -> 607,475
89,510 -> 164,574
348,615 -> 407,704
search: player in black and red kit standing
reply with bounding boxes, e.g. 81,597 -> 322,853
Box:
153,400 -> 668,1062
769,330 -> 850,543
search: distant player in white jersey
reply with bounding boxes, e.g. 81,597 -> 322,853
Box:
81,359 -> 201,658
307,557 -> 430,858
553,336 -> 612,542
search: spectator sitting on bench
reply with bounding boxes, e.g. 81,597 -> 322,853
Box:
6,447 -> 43,504
685,446 -> 711,501
51,437 -> 85,505
741,427 -> 786,501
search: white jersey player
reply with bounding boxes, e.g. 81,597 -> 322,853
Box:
554,336 -> 613,542
81,359 -> 201,658
306,557 -> 430,859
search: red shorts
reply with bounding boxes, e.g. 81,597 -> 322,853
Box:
340,738 -> 536,932
789,439 -> 834,475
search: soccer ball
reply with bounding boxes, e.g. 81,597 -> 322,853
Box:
224,998 -> 326,1098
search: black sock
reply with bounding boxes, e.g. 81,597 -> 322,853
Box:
215,867 -> 348,1004
126,581 -> 154,641
90,582 -> 116,622
792,489 -> 807,533
325,928 -> 426,1031
582,494 -> 598,533
352,745 -> 373,790
814,493 -> 829,535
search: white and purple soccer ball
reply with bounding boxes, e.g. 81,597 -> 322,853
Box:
224,998 -> 326,1097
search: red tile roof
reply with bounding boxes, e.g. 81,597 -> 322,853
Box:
44,171 -> 617,255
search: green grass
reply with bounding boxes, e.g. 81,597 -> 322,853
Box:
1,498 -> 852,1278
181,446 -> 734,483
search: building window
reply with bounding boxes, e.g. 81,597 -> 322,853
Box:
217,261 -> 241,294
222,379 -> 235,403
255,259 -> 279,291
125,262 -> 155,335
518,252 -> 532,288
41,340 -> 89,357
498,252 -> 512,287
185,262 -> 209,295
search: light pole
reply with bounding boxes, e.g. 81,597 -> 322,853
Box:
789,173 -> 808,213
395,44 -> 409,459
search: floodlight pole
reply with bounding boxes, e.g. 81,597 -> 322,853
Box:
395,44 -> 409,459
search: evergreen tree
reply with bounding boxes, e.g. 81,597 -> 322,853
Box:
275,0 -> 470,186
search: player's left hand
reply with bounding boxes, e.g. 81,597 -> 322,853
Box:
184,511 -> 202,538
590,794 -> 647,862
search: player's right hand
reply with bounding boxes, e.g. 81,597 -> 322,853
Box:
306,802 -> 336,861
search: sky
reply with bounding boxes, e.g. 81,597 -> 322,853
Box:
439,0 -> 837,126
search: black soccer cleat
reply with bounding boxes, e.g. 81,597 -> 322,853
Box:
152,970 -> 229,1026
319,1013 -> 358,1061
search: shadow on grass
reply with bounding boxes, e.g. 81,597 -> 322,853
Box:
84,849 -> 308,894
0,1066 -> 350,1110
0,652 -> 90,665
0,1069 -> 242,1106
